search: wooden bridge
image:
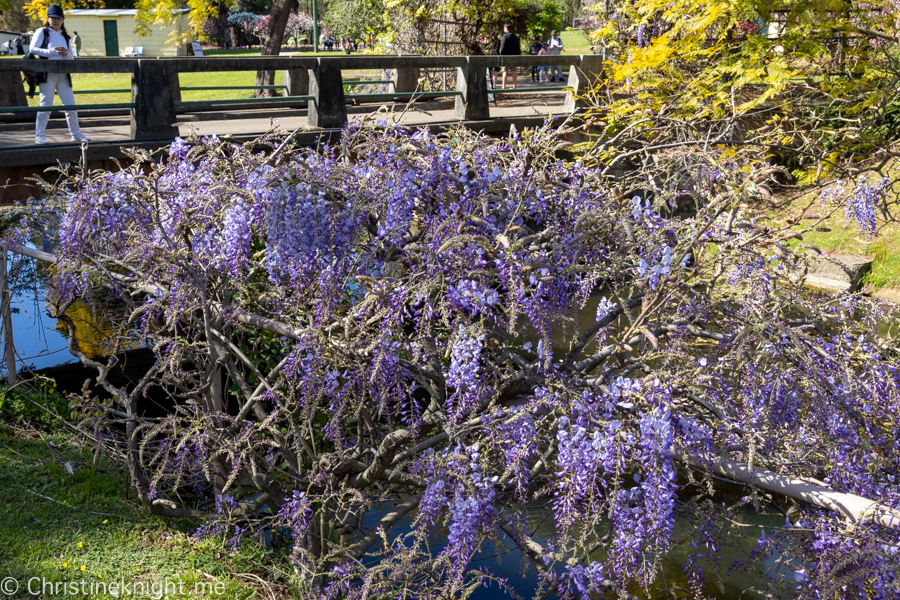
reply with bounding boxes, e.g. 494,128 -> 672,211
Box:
0,54 -> 602,200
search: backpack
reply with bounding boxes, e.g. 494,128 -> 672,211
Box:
21,27 -> 71,98
22,54 -> 39,99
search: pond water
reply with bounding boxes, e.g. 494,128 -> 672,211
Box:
362,500 -> 791,599
0,249 -> 122,376
2,250 -> 72,374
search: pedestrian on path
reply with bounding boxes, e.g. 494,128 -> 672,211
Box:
15,36 -> 24,56
29,5 -> 90,145
529,36 -> 543,82
71,31 -> 81,57
548,30 -> 564,82
495,23 -> 520,89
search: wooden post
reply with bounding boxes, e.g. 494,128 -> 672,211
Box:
0,70 -> 30,124
307,59 -> 347,129
454,57 -> 490,120
390,66 -> 420,101
131,60 -> 179,140
283,68 -> 309,107
168,69 -> 182,103
564,54 -> 604,113
0,251 -> 15,386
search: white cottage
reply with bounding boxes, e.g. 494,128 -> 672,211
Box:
62,9 -> 190,57
0,30 -> 30,55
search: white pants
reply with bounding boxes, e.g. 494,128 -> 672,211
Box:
36,72 -> 84,139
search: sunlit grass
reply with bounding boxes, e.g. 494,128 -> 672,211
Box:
768,164 -> 900,290
0,418 -> 267,599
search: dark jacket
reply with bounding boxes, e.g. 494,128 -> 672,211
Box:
499,32 -> 521,56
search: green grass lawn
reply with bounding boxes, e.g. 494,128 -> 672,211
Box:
0,386 -> 281,599
559,30 -> 592,54
17,71 -> 290,107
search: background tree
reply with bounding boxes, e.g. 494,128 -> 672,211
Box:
526,0 -> 563,38
283,11 -> 313,45
133,0 -> 233,46
0,0 -> 35,32
230,0 -> 274,12
385,0 -> 530,55
24,0 -> 106,23
322,0 -> 385,43
251,0 -> 290,96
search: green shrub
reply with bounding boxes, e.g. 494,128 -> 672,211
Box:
0,379 -> 71,425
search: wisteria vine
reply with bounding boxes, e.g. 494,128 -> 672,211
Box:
8,122 -> 900,599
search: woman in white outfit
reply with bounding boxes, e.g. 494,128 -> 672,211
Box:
29,4 -> 90,145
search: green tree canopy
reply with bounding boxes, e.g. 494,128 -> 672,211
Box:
526,0 -> 563,38
323,0 -> 386,40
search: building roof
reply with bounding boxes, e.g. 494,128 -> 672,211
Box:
66,9 -> 139,15
65,8 -> 189,16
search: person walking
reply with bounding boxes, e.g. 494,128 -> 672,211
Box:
529,36 -> 542,82
71,31 -> 81,57
548,30 -> 564,82
495,23 -> 521,89
29,5 -> 90,144
15,36 -> 24,56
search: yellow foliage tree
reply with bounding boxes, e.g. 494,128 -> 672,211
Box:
134,0 -> 233,46
23,0 -> 105,23
586,0 -> 900,182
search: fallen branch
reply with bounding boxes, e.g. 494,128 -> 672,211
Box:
674,449 -> 900,530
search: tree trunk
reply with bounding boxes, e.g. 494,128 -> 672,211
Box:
0,252 -> 14,386
255,0 -> 293,98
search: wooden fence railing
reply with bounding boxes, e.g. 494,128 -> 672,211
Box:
0,54 -> 602,140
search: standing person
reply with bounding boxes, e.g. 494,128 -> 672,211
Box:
29,5 -> 90,145
529,36 -> 542,82
15,36 -> 24,56
548,30 -> 564,82
71,31 -> 81,57
495,23 -> 520,89
538,42 -> 552,82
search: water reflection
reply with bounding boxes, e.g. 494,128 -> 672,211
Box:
360,501 -> 788,599
2,250 -> 135,376
2,250 -> 73,373
53,298 -> 138,359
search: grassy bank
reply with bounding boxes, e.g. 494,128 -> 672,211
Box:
766,167 -> 900,290
780,208 -> 900,290
0,384 -> 279,600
